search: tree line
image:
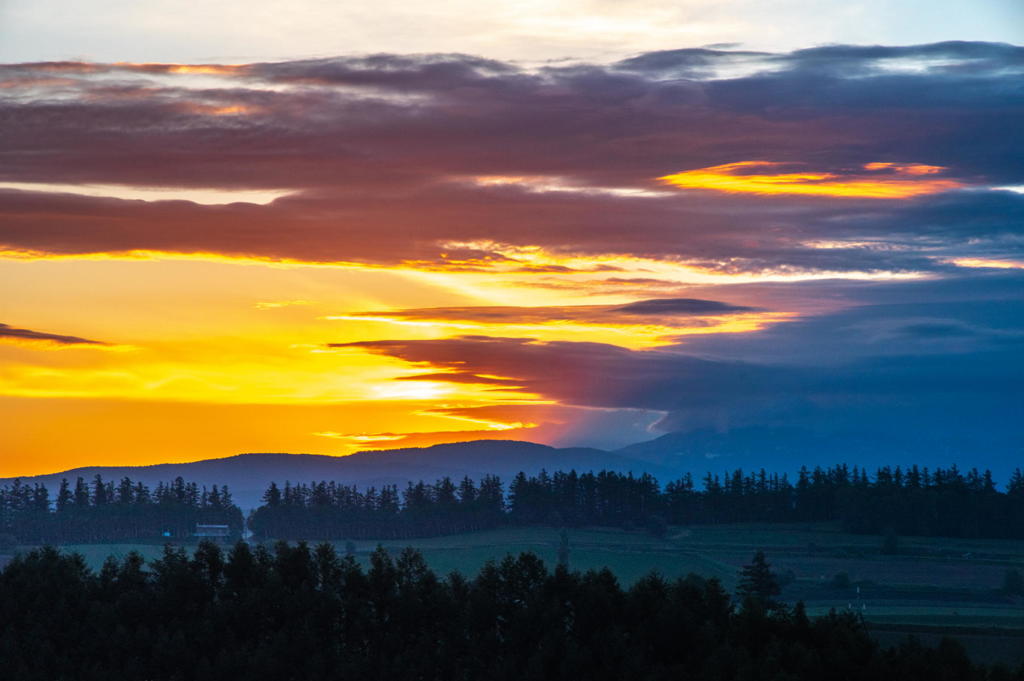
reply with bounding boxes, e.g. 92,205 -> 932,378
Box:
2,541 -> 1018,681
4,464 -> 1023,545
0,475 -> 244,545
249,476 -> 506,539
250,464 -> 1024,541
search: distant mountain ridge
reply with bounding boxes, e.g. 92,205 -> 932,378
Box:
6,427 -> 1018,510
613,425 -> 1019,479
0,440 -> 676,510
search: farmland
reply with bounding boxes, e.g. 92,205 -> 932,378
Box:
44,522 -> 1024,664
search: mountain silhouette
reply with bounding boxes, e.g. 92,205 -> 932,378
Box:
1,440 -> 674,509
6,427 -> 1017,510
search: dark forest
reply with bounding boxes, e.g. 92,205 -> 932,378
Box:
252,464 -> 1024,540
3,464 -> 1024,545
2,541 -> 1021,681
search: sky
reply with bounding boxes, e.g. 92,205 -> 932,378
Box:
1,1 -> 1022,476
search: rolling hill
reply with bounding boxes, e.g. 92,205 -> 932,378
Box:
1,440 -> 675,509
7,426 -> 1017,510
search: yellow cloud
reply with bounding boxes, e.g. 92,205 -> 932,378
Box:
659,161 -> 962,198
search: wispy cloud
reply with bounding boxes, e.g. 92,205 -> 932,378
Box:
660,161 -> 962,198
0,322 -> 109,347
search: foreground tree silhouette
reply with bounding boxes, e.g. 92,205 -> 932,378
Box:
1,542 -> 1015,681
737,550 -> 782,610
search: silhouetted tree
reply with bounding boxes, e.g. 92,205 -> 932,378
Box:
0,542 -> 1006,681
737,550 -> 781,610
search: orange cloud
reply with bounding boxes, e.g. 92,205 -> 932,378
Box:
7,61 -> 104,73
328,298 -> 792,349
180,102 -> 256,116
112,62 -> 244,76
165,64 -> 243,76
0,77 -> 79,89
660,161 -> 962,198
313,431 -> 408,442
312,408 -> 539,447
310,427 -> 544,452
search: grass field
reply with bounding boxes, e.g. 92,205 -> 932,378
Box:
332,526 -> 738,586
47,522 -> 1024,632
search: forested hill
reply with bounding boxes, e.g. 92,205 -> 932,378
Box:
5,427 -> 1022,511
0,441 -> 676,509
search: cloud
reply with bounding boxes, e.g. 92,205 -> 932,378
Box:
614,41 -> 1024,78
611,298 -> 756,314
659,161 -> 962,198
326,297 -> 783,350
2,180 -> 1018,279
331,272 -> 1024,440
334,335 -> 805,412
0,42 -> 1021,278
344,298 -> 757,324
0,322 -> 108,346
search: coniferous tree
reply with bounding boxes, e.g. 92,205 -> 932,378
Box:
56,479 -> 72,512
8,462 -> 1024,544
73,477 -> 90,508
263,481 -> 282,506
92,474 -> 108,506
1,542 -> 1005,681
736,550 -> 781,610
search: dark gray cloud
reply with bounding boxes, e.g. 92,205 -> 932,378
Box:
344,298 -> 757,326
1,182 -> 1019,275
612,298 -> 756,315
332,271 -> 1024,458
613,47 -> 769,75
614,41 -> 1024,78
0,322 -> 107,346
336,315 -> 1023,415
335,335 -> 784,411
674,272 -> 1024,363
1,42 -> 1021,275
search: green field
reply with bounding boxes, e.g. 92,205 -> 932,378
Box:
334,526 -> 739,586
45,522 -> 1024,654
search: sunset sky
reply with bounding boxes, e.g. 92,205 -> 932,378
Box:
1,1 -> 1022,476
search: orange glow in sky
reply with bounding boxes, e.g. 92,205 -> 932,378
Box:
112,62 -> 245,76
185,103 -> 254,116
0,247 -> 814,474
0,208 -> 939,477
659,161 -> 963,198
